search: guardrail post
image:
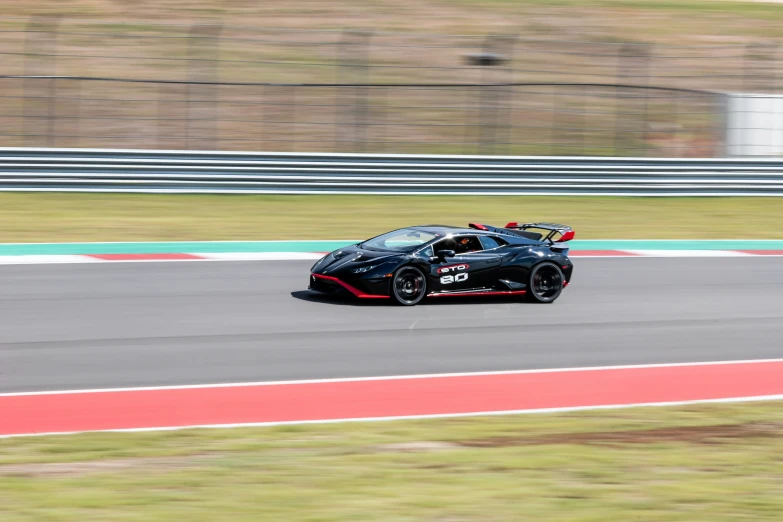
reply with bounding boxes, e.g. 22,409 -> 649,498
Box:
24,15 -> 60,148
337,30 -> 372,152
187,22 -> 222,151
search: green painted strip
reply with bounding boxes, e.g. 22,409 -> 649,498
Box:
569,240 -> 783,251
0,241 -> 358,256
1,239 -> 783,256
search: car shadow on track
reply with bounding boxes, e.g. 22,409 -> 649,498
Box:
291,290 -> 531,307
290,290 -> 388,307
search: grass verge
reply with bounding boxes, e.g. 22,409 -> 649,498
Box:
1,401 -> 783,521
1,193 -> 783,242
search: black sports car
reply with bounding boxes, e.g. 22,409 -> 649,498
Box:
309,222 -> 574,305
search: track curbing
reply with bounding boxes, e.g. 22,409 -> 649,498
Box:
2,359 -> 782,438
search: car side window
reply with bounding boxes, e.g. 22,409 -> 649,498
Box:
454,235 -> 483,254
432,239 -> 453,254
419,245 -> 434,258
479,236 -> 500,250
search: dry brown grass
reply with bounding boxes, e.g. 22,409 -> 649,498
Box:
11,0 -> 783,40
2,1 -> 782,154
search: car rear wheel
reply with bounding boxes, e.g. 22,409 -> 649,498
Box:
391,266 -> 427,306
527,262 -> 564,303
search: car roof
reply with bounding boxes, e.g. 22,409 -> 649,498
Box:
407,224 -> 546,246
410,225 -> 494,236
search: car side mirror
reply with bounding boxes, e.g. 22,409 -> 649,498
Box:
436,250 -> 456,262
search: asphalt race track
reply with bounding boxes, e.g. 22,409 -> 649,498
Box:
1,258 -> 782,393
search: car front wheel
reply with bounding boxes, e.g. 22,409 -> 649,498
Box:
391,266 -> 427,306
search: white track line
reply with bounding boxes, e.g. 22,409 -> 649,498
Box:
0,255 -> 103,265
195,252 -> 325,261
0,239 -> 778,245
3,357 -> 782,398
623,249 -> 754,257
0,250 -> 782,265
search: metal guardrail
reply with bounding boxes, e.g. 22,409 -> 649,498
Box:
1,147 -> 783,196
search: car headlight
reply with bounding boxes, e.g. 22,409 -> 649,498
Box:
350,264 -> 378,274
311,254 -> 329,271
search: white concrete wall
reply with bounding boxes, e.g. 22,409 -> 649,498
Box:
727,94 -> 783,156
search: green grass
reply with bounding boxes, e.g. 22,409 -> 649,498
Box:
1,193 -> 782,242
2,401 -> 783,521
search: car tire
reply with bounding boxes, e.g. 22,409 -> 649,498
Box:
527,262 -> 565,303
391,266 -> 427,306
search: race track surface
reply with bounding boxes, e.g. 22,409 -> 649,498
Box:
1,258 -> 782,393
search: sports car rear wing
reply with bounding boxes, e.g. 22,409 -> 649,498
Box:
504,222 -> 575,243
468,221 -> 575,244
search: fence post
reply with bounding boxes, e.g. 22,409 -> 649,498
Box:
71,79 -> 80,148
615,43 -> 651,156
743,41 -> 779,93
337,30 -> 372,152
738,42 -> 780,157
499,35 -> 518,154
156,83 -> 166,149
187,22 -> 222,151
474,35 -> 516,155
24,15 -> 60,148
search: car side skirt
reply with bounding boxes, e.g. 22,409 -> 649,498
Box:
427,289 -> 528,298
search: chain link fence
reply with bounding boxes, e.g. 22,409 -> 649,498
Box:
1,17 -> 780,156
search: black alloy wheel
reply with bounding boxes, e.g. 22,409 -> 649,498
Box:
391,266 -> 427,306
527,262 -> 564,303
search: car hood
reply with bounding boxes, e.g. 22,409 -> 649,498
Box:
311,245 -> 403,275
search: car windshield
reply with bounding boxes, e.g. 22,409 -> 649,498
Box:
360,228 -> 438,252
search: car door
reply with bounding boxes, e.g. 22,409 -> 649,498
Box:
430,235 -> 502,292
